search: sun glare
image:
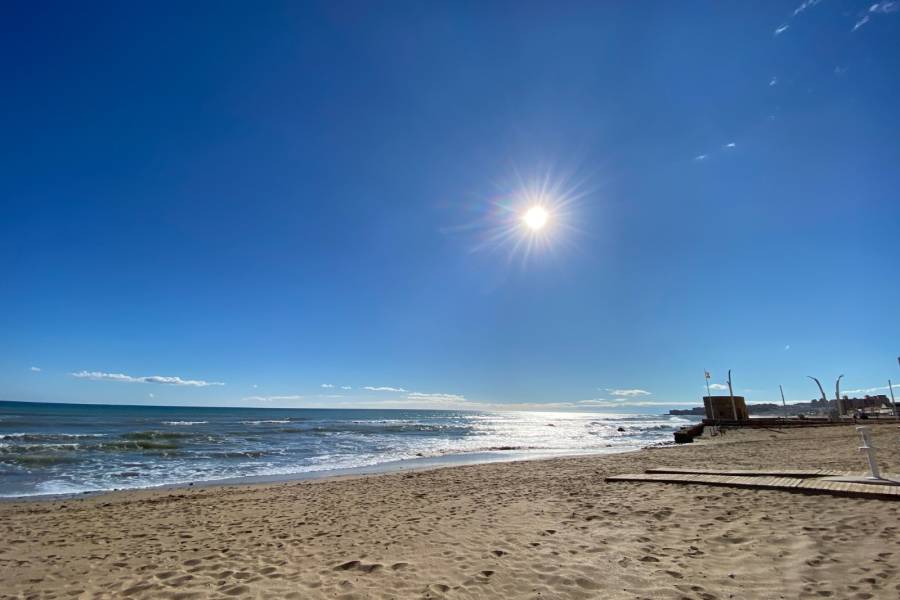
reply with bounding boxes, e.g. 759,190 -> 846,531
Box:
523,206 -> 548,231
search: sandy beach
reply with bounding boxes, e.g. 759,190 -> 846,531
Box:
1,423 -> 898,599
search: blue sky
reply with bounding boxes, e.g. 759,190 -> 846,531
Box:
2,1 -> 898,412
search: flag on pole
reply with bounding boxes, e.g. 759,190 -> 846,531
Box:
704,371 -> 711,379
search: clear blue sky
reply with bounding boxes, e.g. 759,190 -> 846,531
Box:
2,1 -> 898,411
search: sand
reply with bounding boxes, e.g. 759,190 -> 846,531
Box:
1,423 -> 898,599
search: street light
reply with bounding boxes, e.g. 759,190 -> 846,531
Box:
835,374 -> 844,417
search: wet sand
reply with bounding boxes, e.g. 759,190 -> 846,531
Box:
1,423 -> 898,599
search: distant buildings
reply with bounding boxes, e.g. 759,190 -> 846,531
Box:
668,394 -> 894,417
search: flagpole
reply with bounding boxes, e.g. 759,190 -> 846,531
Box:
704,370 -> 712,403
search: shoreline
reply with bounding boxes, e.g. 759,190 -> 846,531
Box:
1,443 -> 657,503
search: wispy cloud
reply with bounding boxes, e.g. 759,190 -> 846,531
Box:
853,2 -> 897,31
775,0 -> 828,35
784,344 -> 791,350
579,399 -> 686,407
708,383 -> 729,391
71,371 -> 224,387
404,391 -> 469,403
341,385 -> 352,390
694,154 -> 708,161
606,388 -> 652,397
871,0 -> 899,12
792,0 -> 823,18
242,395 -> 304,402
320,383 -> 334,388
853,14 -> 871,30
30,366 -> 41,372
363,386 -> 408,392
724,142 -> 736,148
769,77 -> 778,86
842,383 -> 900,395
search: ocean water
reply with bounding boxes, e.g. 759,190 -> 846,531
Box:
0,401 -> 693,498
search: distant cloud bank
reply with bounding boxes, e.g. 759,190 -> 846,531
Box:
71,371 -> 224,387
606,388 -> 652,397
363,386 -> 408,392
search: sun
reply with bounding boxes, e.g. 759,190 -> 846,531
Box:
523,206 -> 548,231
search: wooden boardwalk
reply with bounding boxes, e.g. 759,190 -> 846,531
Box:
606,471 -> 900,501
645,467 -> 847,478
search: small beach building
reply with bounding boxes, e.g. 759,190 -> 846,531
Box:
703,395 -> 748,421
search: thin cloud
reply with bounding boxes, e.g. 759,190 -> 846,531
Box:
320,383 -> 334,388
708,383 -> 729,391
852,3 -> 898,31
792,0 -> 823,18
724,142 -> 736,148
341,385 -> 352,390
769,77 -> 778,86
694,154 -> 708,161
606,388 -> 652,397
363,386 -> 408,392
853,14 -> 871,30
579,399 -> 686,407
843,384 -> 900,395
405,391 -> 469,403
775,0 -> 827,35
784,344 -> 791,350
30,366 -> 41,372
71,371 -> 224,387
243,395 -> 304,402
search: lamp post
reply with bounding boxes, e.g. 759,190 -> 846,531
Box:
779,384 -> 787,419
727,369 -> 737,421
889,379 -> 897,419
835,374 -> 844,418
807,376 -> 828,417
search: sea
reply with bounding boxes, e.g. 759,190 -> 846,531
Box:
0,401 -> 695,498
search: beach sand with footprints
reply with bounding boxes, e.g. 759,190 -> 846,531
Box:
2,424 -> 899,599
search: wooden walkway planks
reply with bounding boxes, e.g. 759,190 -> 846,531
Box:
605,472 -> 900,500
644,467 -> 847,478
644,467 -> 846,477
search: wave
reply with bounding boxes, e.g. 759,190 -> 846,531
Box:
242,420 -> 292,425
0,433 -> 106,441
120,431 -> 195,440
2,454 -> 83,466
99,440 -> 181,451
0,442 -> 81,453
162,421 -> 208,426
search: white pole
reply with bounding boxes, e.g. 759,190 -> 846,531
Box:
704,370 -> 712,418
835,374 -> 844,418
780,384 -> 787,419
856,426 -> 881,480
727,369 -> 737,421
889,379 -> 897,419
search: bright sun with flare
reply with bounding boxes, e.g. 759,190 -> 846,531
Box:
523,206 -> 548,231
